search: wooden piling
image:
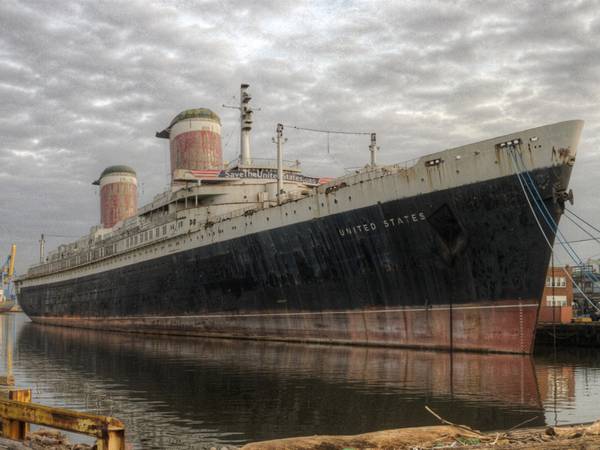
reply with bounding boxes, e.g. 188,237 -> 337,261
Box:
2,389 -> 31,440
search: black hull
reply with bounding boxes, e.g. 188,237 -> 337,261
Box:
19,165 -> 569,353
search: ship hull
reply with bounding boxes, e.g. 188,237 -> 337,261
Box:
19,164 -> 569,354
29,299 -> 539,353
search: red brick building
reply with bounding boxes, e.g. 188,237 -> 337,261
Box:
538,266 -> 573,324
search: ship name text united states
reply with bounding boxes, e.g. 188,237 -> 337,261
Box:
337,211 -> 426,237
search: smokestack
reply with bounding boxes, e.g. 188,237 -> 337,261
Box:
156,108 -> 223,184
93,165 -> 138,228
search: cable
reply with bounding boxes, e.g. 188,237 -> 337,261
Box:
512,150 -> 579,262
514,150 -> 600,286
566,208 -> 600,236
281,124 -> 372,136
222,126 -> 236,150
566,237 -> 600,245
507,148 -> 600,313
562,212 -> 600,247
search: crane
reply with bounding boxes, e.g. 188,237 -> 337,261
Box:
0,244 -> 16,306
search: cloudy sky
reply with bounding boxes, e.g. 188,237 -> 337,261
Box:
1,0 -> 599,272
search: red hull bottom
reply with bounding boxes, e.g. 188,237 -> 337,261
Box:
29,299 -> 539,354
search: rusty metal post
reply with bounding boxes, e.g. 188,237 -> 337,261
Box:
3,389 -> 31,441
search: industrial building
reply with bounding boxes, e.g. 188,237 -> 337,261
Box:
538,266 -> 573,324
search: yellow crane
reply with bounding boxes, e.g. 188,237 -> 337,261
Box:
8,244 -> 15,280
1,244 -> 16,306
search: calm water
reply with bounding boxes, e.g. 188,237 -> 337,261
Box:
1,313 -> 600,449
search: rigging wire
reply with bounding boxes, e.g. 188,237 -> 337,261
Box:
282,123 -> 372,162
562,211 -> 600,248
507,147 -> 600,313
566,237 -> 600,245
513,149 -> 597,273
512,151 -> 579,262
222,126 -> 236,150
280,124 -> 372,136
38,234 -> 81,239
565,208 -> 600,236
514,150 -> 597,269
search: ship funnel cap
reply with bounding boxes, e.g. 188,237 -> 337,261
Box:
93,165 -> 136,185
156,108 -> 221,139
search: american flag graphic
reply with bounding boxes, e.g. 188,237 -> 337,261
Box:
318,177 -> 334,184
190,170 -> 223,179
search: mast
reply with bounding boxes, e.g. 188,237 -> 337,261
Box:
239,84 -> 253,166
276,124 -> 285,202
39,234 -> 45,263
369,133 -> 378,167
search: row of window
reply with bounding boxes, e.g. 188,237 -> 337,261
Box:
34,191 -> 336,278
546,295 -> 567,307
124,221 -> 187,249
545,276 -> 567,288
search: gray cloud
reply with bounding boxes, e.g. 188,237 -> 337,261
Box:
1,0 -> 599,271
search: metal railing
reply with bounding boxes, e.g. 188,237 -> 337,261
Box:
0,381 -> 125,450
226,158 -> 301,170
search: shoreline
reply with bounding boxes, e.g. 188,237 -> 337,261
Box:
241,419 -> 600,449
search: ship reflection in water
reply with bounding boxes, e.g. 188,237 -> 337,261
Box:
1,314 -> 597,449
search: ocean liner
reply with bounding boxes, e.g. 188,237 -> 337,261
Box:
16,84 -> 583,353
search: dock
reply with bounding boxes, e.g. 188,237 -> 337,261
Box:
536,322 -> 600,347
